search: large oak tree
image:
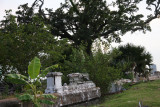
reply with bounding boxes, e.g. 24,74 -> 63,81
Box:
24,0 -> 160,54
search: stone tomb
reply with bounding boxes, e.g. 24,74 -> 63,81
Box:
45,72 -> 101,106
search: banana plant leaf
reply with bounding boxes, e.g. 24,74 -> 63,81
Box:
28,57 -> 41,79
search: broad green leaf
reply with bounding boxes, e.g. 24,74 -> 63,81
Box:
28,57 -> 41,79
40,64 -> 59,77
6,74 -> 28,84
6,74 -> 28,79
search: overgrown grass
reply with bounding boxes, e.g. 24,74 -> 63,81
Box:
92,80 -> 160,107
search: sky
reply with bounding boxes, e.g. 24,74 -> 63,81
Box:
0,0 -> 160,70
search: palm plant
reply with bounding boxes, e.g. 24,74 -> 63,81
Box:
116,43 -> 153,79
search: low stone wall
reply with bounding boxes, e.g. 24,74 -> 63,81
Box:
149,75 -> 160,81
60,87 -> 101,106
0,98 -> 21,107
0,89 -> 100,107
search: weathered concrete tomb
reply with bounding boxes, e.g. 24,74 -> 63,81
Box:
45,72 -> 101,107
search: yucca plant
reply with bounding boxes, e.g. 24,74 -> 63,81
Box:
6,57 -> 57,107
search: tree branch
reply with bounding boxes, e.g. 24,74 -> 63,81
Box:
100,27 -> 118,37
145,0 -> 160,23
51,28 -> 74,41
69,0 -> 80,15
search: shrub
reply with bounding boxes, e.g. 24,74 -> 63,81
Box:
61,46 -> 123,95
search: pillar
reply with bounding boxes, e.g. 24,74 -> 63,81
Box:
45,72 -> 63,94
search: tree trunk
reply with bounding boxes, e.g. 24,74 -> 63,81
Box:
74,40 -> 93,55
86,41 -> 92,55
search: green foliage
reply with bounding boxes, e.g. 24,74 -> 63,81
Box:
62,46 -> 123,95
40,64 -> 59,78
6,74 -> 27,84
6,57 -> 56,107
16,94 -> 34,102
86,49 -> 122,95
122,83 -> 132,90
0,9 -> 69,76
116,43 -> 153,78
123,72 -> 133,80
28,57 -> 41,79
2,85 -> 9,97
63,46 -> 88,73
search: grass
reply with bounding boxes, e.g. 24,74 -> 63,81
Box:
92,80 -> 160,107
